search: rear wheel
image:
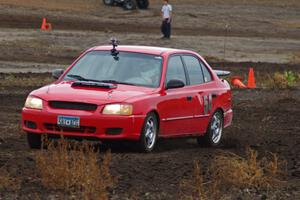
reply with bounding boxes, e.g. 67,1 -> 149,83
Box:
136,0 -> 149,9
138,113 -> 158,152
103,0 -> 114,6
27,133 -> 42,149
197,111 -> 223,147
123,0 -> 137,10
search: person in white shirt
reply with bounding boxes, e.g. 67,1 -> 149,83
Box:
161,0 -> 172,39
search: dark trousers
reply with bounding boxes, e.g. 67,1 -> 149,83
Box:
161,19 -> 171,38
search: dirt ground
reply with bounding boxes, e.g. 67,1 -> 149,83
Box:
0,0 -> 299,199
0,76 -> 299,200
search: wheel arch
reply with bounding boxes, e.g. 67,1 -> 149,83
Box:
212,107 -> 225,123
147,109 -> 160,133
214,107 -> 224,114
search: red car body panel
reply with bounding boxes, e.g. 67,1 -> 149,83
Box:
22,46 -> 233,141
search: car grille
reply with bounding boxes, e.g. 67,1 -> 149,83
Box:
44,123 -> 96,134
49,101 -> 97,111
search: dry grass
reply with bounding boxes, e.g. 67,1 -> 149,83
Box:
210,148 -> 285,189
256,71 -> 299,88
35,139 -> 113,200
179,161 -> 220,200
180,148 -> 285,200
0,169 -> 21,191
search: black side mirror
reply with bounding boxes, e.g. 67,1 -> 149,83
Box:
166,79 -> 185,89
52,69 -> 64,79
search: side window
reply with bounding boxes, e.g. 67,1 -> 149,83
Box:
200,61 -> 212,82
166,56 -> 187,85
182,55 -> 204,85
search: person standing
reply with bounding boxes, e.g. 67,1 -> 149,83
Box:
161,0 -> 172,39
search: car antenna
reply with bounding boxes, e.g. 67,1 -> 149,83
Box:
110,37 -> 119,60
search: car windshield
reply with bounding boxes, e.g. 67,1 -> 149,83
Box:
64,51 -> 163,88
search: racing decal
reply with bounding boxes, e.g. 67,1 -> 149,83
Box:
203,94 -> 212,114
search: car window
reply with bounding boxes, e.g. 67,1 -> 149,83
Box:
200,61 -> 212,82
182,55 -> 204,85
166,56 -> 186,85
64,51 -> 163,88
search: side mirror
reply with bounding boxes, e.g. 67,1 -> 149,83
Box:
166,79 -> 185,90
52,69 -> 64,79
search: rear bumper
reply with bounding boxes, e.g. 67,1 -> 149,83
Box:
224,109 -> 233,128
22,108 -> 145,141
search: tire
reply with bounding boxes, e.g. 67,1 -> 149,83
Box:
197,110 -> 223,147
27,133 -> 42,149
136,0 -> 149,9
138,113 -> 158,152
123,0 -> 136,10
103,0 -> 114,5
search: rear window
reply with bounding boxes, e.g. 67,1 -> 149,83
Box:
200,61 -> 212,82
182,56 -> 204,85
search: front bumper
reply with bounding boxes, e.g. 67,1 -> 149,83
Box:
22,107 -> 145,141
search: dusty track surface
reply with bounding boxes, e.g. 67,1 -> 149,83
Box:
0,0 -> 300,199
0,0 -> 299,73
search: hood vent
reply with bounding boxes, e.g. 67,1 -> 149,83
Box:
72,81 -> 117,89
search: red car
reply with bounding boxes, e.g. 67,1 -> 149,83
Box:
22,43 -> 233,152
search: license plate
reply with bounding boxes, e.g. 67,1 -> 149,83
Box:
57,116 -> 80,128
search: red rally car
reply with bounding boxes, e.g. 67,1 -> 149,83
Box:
22,43 -> 233,152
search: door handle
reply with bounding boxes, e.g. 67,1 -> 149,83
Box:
187,96 -> 193,101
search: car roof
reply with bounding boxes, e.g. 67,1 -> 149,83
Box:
90,45 -> 194,56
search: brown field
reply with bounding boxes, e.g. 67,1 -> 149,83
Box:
0,0 -> 299,199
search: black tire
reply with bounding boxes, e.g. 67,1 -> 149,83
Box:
138,113 -> 158,152
197,110 -> 223,147
136,0 -> 149,9
27,133 -> 42,149
123,0 -> 137,10
103,0 -> 114,6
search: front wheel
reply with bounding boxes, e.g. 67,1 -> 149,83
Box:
123,0 -> 137,10
138,113 -> 158,152
197,111 -> 223,147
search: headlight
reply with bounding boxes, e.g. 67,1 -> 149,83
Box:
102,104 -> 133,115
25,96 -> 43,110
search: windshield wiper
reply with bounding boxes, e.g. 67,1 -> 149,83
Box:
67,74 -> 102,83
67,76 -> 136,86
99,80 -> 137,86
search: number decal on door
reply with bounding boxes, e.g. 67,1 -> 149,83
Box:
203,94 -> 212,114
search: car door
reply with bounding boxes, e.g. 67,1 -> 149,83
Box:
158,55 -> 197,136
181,55 -> 214,134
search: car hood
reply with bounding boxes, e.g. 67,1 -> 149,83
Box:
31,81 -> 155,105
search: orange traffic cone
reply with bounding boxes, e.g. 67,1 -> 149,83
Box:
247,68 -> 256,88
41,18 -> 47,30
231,76 -> 247,88
41,18 -> 52,31
45,23 -> 52,31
